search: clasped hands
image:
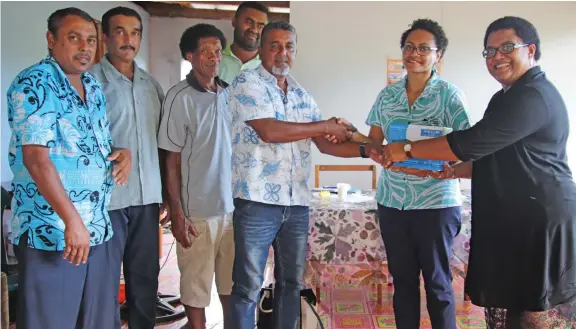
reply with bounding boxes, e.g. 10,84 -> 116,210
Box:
322,124 -> 455,179
377,142 -> 456,179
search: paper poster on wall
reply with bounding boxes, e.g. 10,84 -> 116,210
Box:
386,58 -> 405,86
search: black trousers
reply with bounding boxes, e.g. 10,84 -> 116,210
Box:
378,205 -> 461,329
109,204 -> 160,329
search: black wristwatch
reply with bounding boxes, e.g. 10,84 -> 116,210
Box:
359,143 -> 368,158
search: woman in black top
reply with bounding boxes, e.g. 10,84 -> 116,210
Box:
377,16 -> 576,328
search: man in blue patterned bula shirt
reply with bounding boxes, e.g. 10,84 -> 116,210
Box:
6,8 -> 131,329
228,21 -> 382,329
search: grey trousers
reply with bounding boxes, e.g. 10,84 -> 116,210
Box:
15,231 -> 116,329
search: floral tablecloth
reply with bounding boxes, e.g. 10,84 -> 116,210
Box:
304,189 -> 473,287
452,189 -> 472,265
307,190 -> 384,265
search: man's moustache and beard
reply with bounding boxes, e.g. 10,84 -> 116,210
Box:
234,27 -> 259,51
271,55 -> 289,76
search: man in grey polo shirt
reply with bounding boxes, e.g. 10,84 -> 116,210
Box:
90,7 -> 164,329
158,24 -> 233,329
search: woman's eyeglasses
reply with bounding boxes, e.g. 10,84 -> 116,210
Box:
482,43 -> 528,59
401,44 -> 438,55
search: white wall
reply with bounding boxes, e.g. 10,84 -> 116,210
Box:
147,2 -> 576,189
7,2 -> 574,189
289,1 -> 576,188
0,1 -> 150,185
149,17 -> 234,92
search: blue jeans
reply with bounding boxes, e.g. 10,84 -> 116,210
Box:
229,198 -> 310,329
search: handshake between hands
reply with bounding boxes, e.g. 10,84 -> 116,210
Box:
321,118 -> 456,180
322,117 -> 358,143
321,117 -> 384,162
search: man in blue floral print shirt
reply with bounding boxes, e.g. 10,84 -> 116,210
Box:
6,8 -> 131,329
228,21 -> 381,329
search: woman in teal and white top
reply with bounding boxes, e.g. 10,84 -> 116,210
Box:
352,19 -> 471,329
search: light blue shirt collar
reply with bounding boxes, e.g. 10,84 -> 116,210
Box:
100,54 -> 147,83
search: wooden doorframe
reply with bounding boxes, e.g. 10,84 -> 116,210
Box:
94,20 -> 107,64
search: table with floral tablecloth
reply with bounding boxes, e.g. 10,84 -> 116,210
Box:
307,190 -> 384,265
303,189 -> 473,303
452,189 -> 472,268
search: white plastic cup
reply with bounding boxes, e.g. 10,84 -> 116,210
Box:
337,183 -> 351,200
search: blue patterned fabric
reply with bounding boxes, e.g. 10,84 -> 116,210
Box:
366,73 -> 471,210
229,64 -> 322,206
7,55 -> 114,250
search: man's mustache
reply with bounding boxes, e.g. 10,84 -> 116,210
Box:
120,45 -> 136,51
74,52 -> 91,61
244,31 -> 259,40
275,56 -> 288,63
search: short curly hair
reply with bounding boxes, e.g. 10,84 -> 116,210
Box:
483,16 -> 541,61
179,23 -> 227,60
400,18 -> 449,58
